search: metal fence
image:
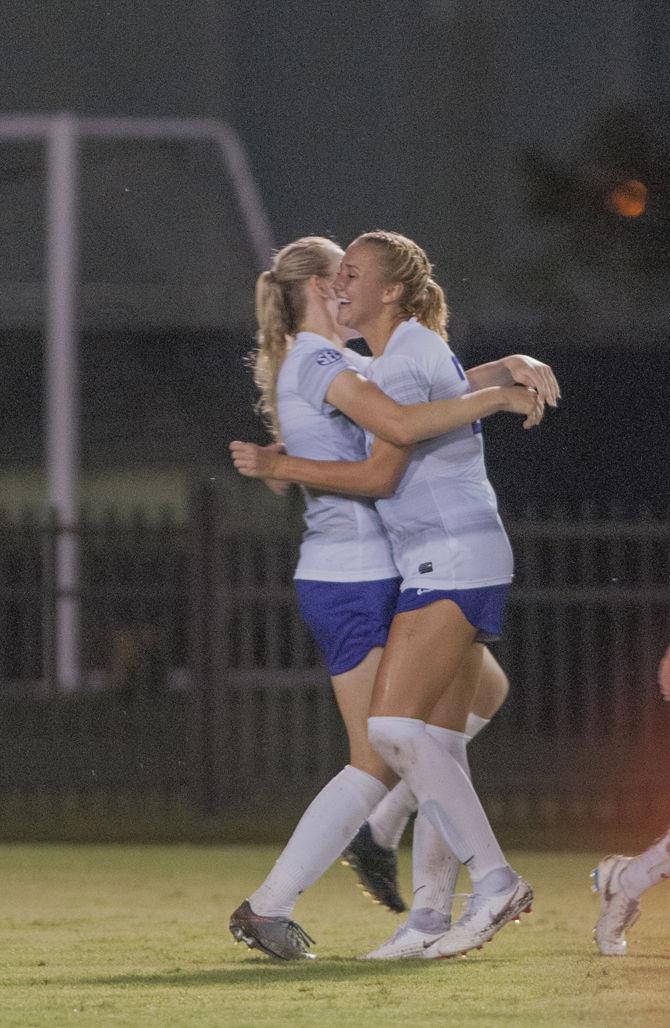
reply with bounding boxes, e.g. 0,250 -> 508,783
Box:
0,488 -> 669,832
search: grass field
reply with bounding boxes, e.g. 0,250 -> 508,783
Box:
0,844 -> 669,1027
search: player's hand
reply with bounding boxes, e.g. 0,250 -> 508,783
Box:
658,644 -> 670,701
229,441 -> 281,480
501,355 -> 561,408
501,386 -> 545,429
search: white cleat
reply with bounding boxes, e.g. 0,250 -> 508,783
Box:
423,877 -> 533,959
360,922 -> 447,960
591,855 -> 640,956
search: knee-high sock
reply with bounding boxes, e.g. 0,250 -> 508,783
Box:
409,726 -> 470,929
367,716 -> 488,850
427,723 -> 471,777
368,716 -> 508,885
367,780 -> 416,849
620,829 -> 670,900
249,765 -> 387,918
409,811 -> 459,931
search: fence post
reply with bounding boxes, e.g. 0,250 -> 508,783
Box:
190,478 -> 222,815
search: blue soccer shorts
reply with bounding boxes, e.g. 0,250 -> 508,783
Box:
395,583 -> 510,642
295,577 -> 401,676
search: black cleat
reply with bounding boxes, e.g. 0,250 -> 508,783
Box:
229,900 -> 316,960
341,822 -> 407,913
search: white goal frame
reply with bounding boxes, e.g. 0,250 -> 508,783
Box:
0,112 -> 275,690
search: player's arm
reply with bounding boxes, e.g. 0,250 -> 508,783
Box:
229,437 -> 410,499
466,355 -> 561,407
324,371 -> 544,442
260,442 -> 290,496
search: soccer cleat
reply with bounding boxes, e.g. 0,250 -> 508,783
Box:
591,855 -> 640,956
341,821 -> 407,913
229,900 -> 316,960
423,877 -> 533,958
360,921 -> 446,960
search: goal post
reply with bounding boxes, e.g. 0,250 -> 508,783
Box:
0,112 -> 275,691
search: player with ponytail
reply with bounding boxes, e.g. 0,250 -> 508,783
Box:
230,232 -> 557,960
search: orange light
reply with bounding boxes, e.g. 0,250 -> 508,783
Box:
606,179 -> 648,218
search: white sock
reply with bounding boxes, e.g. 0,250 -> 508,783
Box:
368,716 -> 509,886
408,725 -> 470,927
465,712 -> 490,738
428,726 -> 516,899
366,720 -> 487,851
249,765 -> 387,918
620,829 -> 670,900
367,781 -> 416,849
409,810 -> 459,932
426,724 -> 471,778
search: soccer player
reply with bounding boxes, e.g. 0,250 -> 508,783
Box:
231,231 -> 551,959
592,641 -> 670,955
228,235 -> 553,960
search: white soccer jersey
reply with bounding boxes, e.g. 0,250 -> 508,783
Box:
277,331 -> 398,582
364,319 -> 514,591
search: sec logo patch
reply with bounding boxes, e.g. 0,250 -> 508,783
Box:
315,349 -> 342,366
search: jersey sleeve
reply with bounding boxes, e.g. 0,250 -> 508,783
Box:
343,348 -> 373,374
296,347 -> 360,413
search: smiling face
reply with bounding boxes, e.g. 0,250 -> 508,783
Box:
336,231 -> 449,347
334,241 -> 394,339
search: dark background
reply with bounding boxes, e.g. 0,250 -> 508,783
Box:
0,0 -> 667,513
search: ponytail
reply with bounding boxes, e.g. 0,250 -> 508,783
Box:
415,278 -> 449,341
251,236 -> 343,439
253,271 -> 292,439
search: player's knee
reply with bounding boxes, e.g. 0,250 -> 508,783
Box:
367,715 -> 426,777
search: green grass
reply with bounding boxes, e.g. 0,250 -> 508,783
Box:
0,845 -> 668,1027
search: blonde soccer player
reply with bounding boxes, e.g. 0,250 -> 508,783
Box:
228,235 -> 553,959
231,231 -> 557,959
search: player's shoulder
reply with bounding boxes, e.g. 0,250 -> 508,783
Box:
385,319 -> 451,366
283,334 -> 347,378
293,332 -> 349,365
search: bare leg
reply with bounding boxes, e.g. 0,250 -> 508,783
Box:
471,647 -> 509,719
370,600 -> 477,719
367,604 -> 532,958
428,643 -> 484,731
367,644 -> 507,850
331,647 -> 397,787
368,602 -> 510,883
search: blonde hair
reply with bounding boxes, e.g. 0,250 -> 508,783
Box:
353,230 -> 449,341
252,236 -> 343,439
